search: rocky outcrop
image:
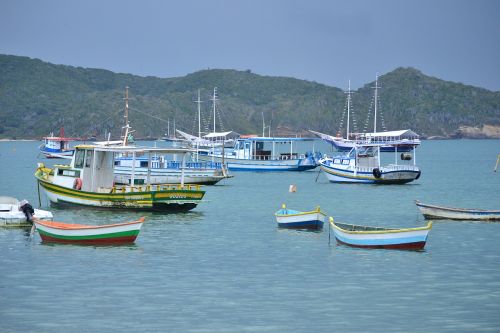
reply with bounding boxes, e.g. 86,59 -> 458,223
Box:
453,125 -> 500,139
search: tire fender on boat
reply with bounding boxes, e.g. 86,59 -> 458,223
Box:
372,168 -> 382,179
73,178 -> 83,190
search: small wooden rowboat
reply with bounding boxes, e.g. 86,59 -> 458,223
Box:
275,204 -> 326,230
33,217 -> 145,244
329,217 -> 432,250
415,200 -> 500,221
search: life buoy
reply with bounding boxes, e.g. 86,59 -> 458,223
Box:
415,170 -> 421,180
372,168 -> 382,179
73,178 -> 83,190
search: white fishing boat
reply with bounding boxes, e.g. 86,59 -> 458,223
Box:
319,143 -> 421,184
310,77 -> 420,152
415,200 -> 500,221
274,204 -> 326,229
114,155 -> 231,185
0,197 -> 53,226
198,136 -> 321,171
35,144 -> 206,212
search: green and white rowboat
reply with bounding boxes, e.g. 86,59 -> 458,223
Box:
34,217 -> 145,244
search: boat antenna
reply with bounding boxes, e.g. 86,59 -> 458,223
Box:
195,89 -> 203,138
210,87 -> 218,133
262,112 -> 265,137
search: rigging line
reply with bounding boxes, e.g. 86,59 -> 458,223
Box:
129,107 -> 170,123
79,107 -> 123,138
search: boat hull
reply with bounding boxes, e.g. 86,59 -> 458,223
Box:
330,221 -> 432,250
37,178 -> 204,212
275,209 -> 326,230
199,155 -> 317,172
416,201 -> 500,220
320,163 -> 420,184
34,218 -> 144,244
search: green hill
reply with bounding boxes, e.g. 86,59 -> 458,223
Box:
0,54 -> 499,139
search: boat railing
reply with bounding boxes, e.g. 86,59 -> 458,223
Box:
351,164 -> 418,173
163,161 -> 223,169
111,184 -> 202,193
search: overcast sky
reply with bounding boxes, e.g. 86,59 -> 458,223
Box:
1,0 -> 499,91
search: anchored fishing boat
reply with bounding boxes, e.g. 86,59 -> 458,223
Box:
114,156 -> 231,185
198,136 -> 321,171
0,197 -> 52,227
415,200 -> 500,221
319,143 -> 421,184
33,217 -> 145,244
35,145 -> 205,212
329,217 -> 432,250
310,77 -> 420,152
274,204 -> 326,229
39,127 -> 79,158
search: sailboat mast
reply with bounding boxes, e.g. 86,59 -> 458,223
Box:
373,74 -> 379,133
346,80 -> 351,139
211,87 -> 218,133
195,89 -> 203,138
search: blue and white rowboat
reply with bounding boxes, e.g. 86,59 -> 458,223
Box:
275,204 -> 326,229
329,217 -> 432,250
416,200 -> 500,221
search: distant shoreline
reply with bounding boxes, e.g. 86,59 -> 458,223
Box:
0,139 -> 38,142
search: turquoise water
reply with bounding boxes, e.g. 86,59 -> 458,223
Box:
1,140 -> 500,332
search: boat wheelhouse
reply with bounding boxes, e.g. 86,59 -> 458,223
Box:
35,145 -> 205,212
319,143 -> 421,184
198,137 -> 321,171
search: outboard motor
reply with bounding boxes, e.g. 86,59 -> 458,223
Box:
19,200 -> 35,223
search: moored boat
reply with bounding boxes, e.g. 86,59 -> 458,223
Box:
415,200 -> 500,221
39,127 -> 79,159
35,145 -> 205,212
0,197 -> 53,227
274,204 -> 326,229
199,137 -> 321,171
319,143 -> 421,184
329,217 -> 432,250
33,217 -> 145,244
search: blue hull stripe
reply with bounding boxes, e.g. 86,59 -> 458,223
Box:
333,232 -> 427,246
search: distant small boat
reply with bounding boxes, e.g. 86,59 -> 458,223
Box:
0,196 -> 53,227
329,217 -> 432,250
39,127 -> 79,159
274,204 -> 326,229
33,217 -> 145,244
415,200 -> 500,221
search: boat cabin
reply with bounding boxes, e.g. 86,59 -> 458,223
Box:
51,145 -> 197,192
230,137 -> 315,160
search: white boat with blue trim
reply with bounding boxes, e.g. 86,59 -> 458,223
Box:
319,143 -> 421,184
39,128 -> 78,159
199,136 -> 321,171
275,204 -> 326,229
415,200 -> 500,221
329,217 -> 432,250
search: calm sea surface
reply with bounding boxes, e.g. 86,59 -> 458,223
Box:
1,139 -> 500,332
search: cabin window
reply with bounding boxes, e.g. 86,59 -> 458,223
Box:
140,161 -> 149,168
342,159 -> 350,165
74,149 -> 85,168
256,142 -> 264,151
57,169 -> 80,177
85,150 -> 93,167
334,158 -> 341,164
245,142 -> 250,150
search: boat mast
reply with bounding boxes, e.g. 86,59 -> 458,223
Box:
373,74 -> 379,133
346,80 -> 352,140
195,89 -> 203,138
262,112 -> 265,137
210,87 -> 218,133
122,86 -> 130,146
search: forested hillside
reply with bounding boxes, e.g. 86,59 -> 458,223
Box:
1,54 -> 499,139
